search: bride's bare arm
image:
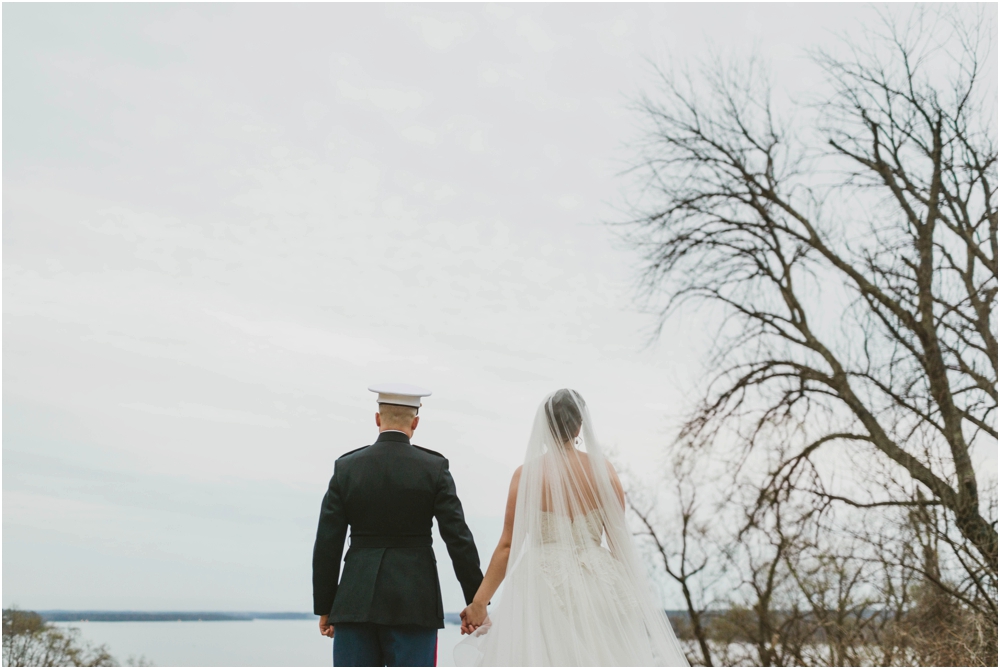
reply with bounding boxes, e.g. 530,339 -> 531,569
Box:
460,466 -> 521,633
604,461 -> 628,560
606,460 -> 625,510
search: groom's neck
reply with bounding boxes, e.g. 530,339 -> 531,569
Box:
379,426 -> 414,438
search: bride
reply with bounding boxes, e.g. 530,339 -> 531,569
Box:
456,389 -> 689,666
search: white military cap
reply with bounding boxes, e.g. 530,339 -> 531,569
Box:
368,383 -> 432,409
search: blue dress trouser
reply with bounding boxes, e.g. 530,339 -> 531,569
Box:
333,623 -> 437,667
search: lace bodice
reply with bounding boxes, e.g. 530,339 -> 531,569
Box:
531,507 -> 639,620
538,508 -> 603,547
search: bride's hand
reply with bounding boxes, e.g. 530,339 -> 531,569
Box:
459,601 -> 488,634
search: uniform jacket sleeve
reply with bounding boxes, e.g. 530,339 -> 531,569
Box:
312,463 -> 349,616
433,459 -> 485,605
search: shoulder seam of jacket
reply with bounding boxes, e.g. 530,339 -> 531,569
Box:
337,444 -> 370,460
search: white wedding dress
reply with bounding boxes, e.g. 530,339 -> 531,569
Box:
455,390 -> 689,666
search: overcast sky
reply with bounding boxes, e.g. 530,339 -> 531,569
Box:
4,2 -> 994,614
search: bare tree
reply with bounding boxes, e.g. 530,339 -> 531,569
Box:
620,3 -> 996,607
630,454 -> 722,666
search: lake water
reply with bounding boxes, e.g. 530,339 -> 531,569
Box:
53,620 -> 466,667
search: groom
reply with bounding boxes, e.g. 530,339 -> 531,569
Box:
312,383 -> 484,667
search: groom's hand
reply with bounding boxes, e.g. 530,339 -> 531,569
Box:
459,607 -> 474,635
460,601 -> 488,635
318,615 -> 335,638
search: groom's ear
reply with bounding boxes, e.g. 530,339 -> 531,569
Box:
375,412 -> 382,428
411,415 -> 420,432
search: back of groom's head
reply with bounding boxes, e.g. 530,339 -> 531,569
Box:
376,403 -> 419,435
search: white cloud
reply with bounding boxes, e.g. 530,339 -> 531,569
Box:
381,195 -> 408,217
203,309 -> 401,366
400,124 -> 438,144
433,184 -> 458,201
557,195 -> 579,210
410,15 -> 468,50
122,402 -> 290,428
468,130 -> 485,152
336,79 -> 426,113
482,3 -> 514,21
515,15 -> 557,52
302,100 -> 328,123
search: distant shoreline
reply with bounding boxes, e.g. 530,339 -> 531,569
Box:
37,611 -> 314,622
36,610 -> 691,625
36,611 -> 468,625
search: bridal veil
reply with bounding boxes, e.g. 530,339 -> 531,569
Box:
455,389 -> 689,666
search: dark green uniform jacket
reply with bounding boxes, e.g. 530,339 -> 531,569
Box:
312,430 -> 484,629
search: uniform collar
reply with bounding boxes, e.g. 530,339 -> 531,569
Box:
375,430 -> 411,445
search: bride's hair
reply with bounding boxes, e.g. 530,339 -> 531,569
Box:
544,389 -> 584,444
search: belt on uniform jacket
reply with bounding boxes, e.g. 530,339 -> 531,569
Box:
349,535 -> 433,548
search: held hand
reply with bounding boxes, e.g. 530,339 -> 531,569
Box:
459,601 -> 488,635
318,615 -> 335,638
459,608 -> 473,635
